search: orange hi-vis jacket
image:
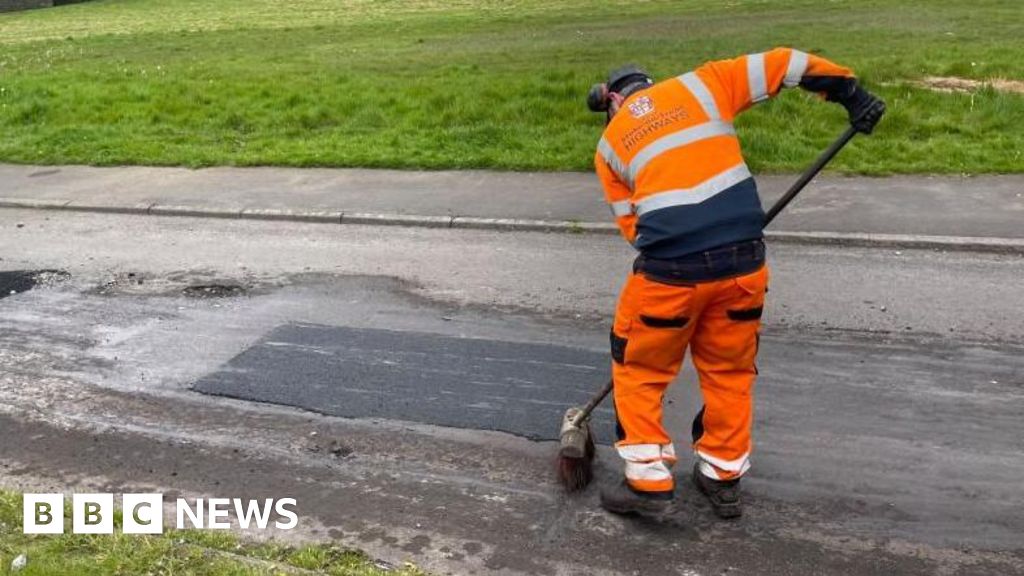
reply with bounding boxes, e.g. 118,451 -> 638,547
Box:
595,47 -> 854,258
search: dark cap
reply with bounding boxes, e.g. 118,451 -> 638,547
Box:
607,65 -> 653,96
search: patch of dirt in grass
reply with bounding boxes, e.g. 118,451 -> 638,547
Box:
917,76 -> 1024,94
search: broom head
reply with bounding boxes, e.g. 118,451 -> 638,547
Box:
557,407 -> 597,492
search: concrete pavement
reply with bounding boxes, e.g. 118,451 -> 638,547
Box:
1,164 -> 1023,252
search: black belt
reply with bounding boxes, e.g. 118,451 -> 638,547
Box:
634,239 -> 766,284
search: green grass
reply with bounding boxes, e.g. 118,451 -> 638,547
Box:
0,0 -> 1022,174
0,491 -> 424,575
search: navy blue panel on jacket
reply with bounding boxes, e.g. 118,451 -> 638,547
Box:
634,178 -> 765,259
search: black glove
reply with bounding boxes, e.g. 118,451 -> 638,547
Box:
842,84 -> 886,134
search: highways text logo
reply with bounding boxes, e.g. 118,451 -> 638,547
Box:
23,494 -> 298,534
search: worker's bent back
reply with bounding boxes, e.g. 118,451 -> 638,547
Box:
595,47 -> 853,259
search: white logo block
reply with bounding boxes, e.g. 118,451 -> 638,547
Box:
23,494 -> 64,534
73,494 -> 114,534
122,494 -> 164,534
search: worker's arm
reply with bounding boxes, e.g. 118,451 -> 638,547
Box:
594,153 -> 637,245
700,47 -> 884,133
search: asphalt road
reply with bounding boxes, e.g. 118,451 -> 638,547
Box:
0,209 -> 1022,576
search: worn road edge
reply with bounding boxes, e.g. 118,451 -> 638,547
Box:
2,198 -> 1023,255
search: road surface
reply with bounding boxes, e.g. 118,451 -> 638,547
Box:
0,209 -> 1021,575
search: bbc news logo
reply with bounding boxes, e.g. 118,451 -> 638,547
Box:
23,494 -> 298,534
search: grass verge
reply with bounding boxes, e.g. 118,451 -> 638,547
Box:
0,491 -> 423,576
0,0 -> 1022,174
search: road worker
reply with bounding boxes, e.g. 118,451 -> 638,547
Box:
588,48 -> 884,518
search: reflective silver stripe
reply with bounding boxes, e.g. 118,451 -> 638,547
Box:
698,460 -> 724,480
784,49 -> 809,88
626,120 -> 735,184
620,443 -> 676,484
696,449 -> 751,473
617,444 -> 663,462
608,200 -> 633,217
697,458 -> 751,480
624,460 -> 673,482
597,137 -> 629,187
747,52 -> 769,103
661,444 -> 677,463
634,163 -> 752,216
677,72 -> 721,120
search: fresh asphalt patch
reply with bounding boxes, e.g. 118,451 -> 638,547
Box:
192,322 -> 616,442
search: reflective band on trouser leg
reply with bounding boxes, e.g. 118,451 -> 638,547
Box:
618,444 -> 676,492
661,443 -> 678,466
634,163 -> 752,216
747,52 -> 769,103
598,137 -> 632,189
625,120 -> 736,185
677,72 -> 721,120
784,49 -> 809,88
608,200 -> 633,217
696,451 -> 751,481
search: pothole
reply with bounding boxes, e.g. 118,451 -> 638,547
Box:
0,270 -> 71,299
92,271 -> 256,298
182,284 -> 247,298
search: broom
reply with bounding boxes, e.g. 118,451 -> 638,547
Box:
556,125 -> 863,492
557,380 -> 612,491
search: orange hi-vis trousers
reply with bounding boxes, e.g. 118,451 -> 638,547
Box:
610,263 -> 768,494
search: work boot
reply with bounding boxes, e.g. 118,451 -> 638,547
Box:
691,463 -> 742,519
600,480 -> 673,516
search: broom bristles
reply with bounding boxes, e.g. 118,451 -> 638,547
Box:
557,454 -> 593,492
556,429 -> 597,492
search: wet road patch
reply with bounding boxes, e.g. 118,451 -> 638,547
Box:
0,270 -> 69,299
182,283 -> 247,298
192,322 -> 615,442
